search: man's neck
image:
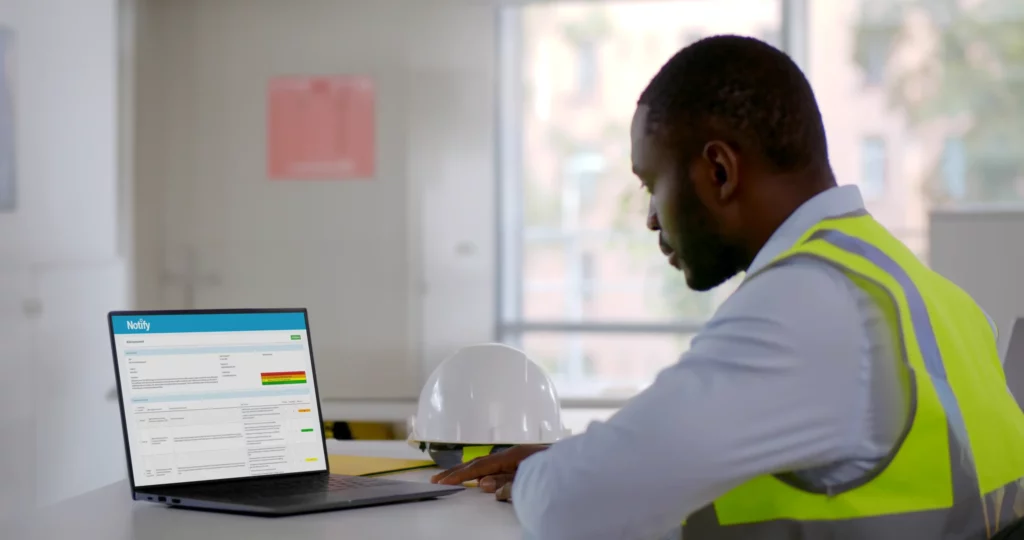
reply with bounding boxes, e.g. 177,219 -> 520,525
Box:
739,172 -> 837,268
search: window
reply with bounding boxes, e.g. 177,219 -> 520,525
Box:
758,26 -> 781,49
501,0 -> 1024,400
565,151 -> 605,211
580,251 -> 596,304
679,30 -> 705,48
854,1 -> 899,87
941,137 -> 966,200
643,34 -> 661,56
860,36 -> 889,86
575,40 -> 598,100
500,1 -> 782,400
860,136 -> 887,200
830,0 -> 1024,253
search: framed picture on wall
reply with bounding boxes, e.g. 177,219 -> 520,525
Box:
267,75 -> 375,181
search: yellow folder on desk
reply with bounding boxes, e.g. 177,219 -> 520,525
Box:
328,454 -> 436,477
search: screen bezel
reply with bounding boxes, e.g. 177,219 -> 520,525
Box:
107,308 -> 331,493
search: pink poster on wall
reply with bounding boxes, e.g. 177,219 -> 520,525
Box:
267,75 -> 375,180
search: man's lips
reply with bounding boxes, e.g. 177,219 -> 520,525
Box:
659,236 -> 682,269
658,236 -> 673,256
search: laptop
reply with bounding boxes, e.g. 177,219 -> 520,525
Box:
107,308 -> 461,516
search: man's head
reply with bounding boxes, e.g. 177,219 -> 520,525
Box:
631,35 -> 834,291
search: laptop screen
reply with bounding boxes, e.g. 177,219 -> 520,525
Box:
110,311 -> 328,487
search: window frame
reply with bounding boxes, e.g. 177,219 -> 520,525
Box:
495,0 -> 807,406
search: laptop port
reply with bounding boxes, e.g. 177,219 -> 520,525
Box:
158,496 -> 166,502
171,499 -> 180,504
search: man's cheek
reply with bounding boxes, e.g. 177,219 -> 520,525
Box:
652,195 -> 677,237
659,213 -> 683,251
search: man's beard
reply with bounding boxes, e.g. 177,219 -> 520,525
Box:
674,181 -> 746,292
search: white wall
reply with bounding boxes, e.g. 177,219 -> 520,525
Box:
0,0 -> 128,513
133,0 -> 498,401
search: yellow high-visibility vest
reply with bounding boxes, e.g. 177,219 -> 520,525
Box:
684,212 -> 1024,539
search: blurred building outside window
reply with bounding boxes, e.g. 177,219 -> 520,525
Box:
499,0 -> 1024,402
860,136 -> 889,200
575,40 -> 599,100
941,136 -> 967,200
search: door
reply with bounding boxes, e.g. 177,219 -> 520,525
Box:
136,0 -> 420,399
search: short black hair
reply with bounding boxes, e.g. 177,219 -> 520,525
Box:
638,35 -> 828,173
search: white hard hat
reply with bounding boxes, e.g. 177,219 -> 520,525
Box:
409,343 -> 571,446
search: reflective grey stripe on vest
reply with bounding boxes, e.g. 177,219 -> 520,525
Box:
683,229 -> 1023,540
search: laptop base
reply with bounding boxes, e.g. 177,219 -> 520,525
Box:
136,473 -> 462,517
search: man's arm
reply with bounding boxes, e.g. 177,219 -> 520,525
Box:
511,261 -> 870,540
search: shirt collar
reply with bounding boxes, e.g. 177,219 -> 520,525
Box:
745,185 -> 866,276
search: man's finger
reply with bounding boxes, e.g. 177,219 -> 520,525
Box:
430,445 -> 545,486
431,455 -> 494,483
434,456 -> 504,485
479,474 -> 514,493
430,459 -> 474,484
495,481 -> 513,503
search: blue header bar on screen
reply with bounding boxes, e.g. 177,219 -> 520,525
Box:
111,312 -> 306,335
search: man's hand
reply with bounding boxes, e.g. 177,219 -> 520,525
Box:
430,445 -> 548,498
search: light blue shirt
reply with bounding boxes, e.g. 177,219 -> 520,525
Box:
511,186 -> 919,540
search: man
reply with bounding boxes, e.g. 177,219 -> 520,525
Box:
432,35 -> 1024,539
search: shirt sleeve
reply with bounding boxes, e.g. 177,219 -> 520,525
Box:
511,260 -> 870,540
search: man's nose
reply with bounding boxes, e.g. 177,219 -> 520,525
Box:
647,199 -> 660,231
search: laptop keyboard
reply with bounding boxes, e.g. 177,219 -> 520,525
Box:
182,475 -> 403,501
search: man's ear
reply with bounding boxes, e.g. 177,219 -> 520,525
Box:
702,140 -> 740,201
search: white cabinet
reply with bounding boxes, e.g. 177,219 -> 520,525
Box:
0,267 -> 38,520
33,262 -> 127,506
0,263 -> 128,511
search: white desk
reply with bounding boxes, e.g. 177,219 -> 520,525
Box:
0,442 -> 523,540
